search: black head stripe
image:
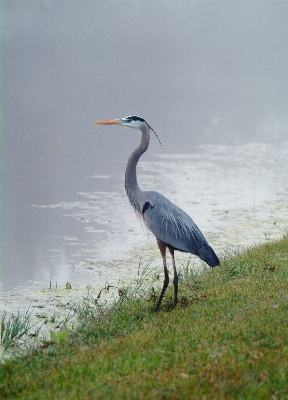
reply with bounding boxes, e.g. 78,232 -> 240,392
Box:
126,115 -> 145,122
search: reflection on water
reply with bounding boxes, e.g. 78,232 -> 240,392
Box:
1,142 -> 287,299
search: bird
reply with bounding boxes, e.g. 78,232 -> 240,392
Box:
93,116 -> 220,311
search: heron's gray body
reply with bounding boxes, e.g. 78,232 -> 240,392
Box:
140,191 -> 219,267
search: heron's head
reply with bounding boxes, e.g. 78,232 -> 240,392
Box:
93,115 -> 162,145
93,115 -> 147,130
120,116 -> 147,129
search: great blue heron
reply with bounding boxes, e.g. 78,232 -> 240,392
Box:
93,116 -> 220,311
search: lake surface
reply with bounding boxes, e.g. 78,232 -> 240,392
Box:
0,141 -> 288,313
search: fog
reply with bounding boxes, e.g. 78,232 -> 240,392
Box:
1,1 -> 288,293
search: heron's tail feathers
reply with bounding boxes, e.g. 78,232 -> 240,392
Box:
198,243 -> 220,268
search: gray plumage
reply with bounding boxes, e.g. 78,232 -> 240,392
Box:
93,115 -> 220,311
141,192 -> 219,268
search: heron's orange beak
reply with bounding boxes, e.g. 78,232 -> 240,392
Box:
92,119 -> 122,125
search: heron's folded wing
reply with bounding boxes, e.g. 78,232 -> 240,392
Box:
142,194 -> 206,254
142,192 -> 219,267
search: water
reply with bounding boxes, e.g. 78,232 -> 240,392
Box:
1,2 -> 288,312
1,141 -> 287,297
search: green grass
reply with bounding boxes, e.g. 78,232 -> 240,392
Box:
0,309 -> 42,353
0,237 -> 288,399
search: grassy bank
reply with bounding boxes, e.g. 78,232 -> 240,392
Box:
0,237 -> 288,399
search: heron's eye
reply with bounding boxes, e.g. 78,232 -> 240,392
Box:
126,118 -> 132,123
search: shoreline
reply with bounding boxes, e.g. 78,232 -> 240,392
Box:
1,194 -> 287,317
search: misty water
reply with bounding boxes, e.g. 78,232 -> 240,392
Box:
1,2 -> 288,314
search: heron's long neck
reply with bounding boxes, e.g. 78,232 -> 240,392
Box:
125,125 -> 150,215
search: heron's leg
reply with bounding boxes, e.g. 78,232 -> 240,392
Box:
168,247 -> 178,307
155,239 -> 169,312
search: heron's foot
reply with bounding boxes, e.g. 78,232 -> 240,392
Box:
173,290 -> 178,307
154,295 -> 163,312
154,295 -> 167,312
173,279 -> 178,309
154,266 -> 169,312
154,303 -> 162,313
